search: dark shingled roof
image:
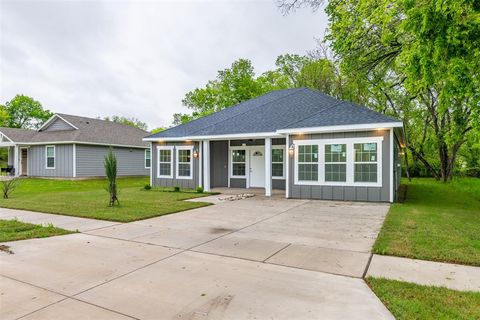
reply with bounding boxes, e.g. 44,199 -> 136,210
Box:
0,114 -> 149,147
146,88 -> 400,139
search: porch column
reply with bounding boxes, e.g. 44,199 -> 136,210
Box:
13,145 -> 19,177
198,141 -> 203,188
265,137 -> 272,196
203,140 -> 210,191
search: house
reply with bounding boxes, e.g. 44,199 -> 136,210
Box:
0,113 -> 150,178
144,88 -> 405,202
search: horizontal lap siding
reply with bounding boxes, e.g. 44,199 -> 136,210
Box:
28,144 -> 73,177
76,145 -> 149,177
288,130 -> 391,202
151,142 -> 199,189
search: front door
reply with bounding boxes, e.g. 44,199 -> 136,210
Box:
249,147 -> 265,188
21,148 -> 28,176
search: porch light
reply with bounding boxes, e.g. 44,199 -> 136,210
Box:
193,149 -> 199,159
288,143 -> 295,156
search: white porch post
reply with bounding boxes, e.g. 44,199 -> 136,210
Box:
13,145 -> 19,177
265,137 -> 272,196
198,141 -> 203,188
285,134 -> 289,198
203,140 -> 210,191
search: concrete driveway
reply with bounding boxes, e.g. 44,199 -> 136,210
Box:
1,196 -> 392,320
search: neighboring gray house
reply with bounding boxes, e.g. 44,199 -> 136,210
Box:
0,113 -> 150,178
144,88 -> 405,202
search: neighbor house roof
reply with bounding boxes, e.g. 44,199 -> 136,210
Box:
0,113 -> 149,148
145,88 -> 402,141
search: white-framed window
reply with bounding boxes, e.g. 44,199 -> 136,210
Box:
231,148 -> 246,178
176,146 -> 193,179
354,142 -> 378,183
145,149 -> 151,169
157,146 -> 173,178
45,145 -> 55,169
297,144 -> 319,181
294,137 -> 383,187
272,146 -> 285,179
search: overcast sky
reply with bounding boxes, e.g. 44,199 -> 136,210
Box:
0,0 -> 327,130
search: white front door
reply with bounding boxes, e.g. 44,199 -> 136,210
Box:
249,147 -> 265,187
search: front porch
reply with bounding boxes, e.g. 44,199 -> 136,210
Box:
200,137 -> 289,197
0,144 -> 28,177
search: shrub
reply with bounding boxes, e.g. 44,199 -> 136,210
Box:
1,177 -> 20,199
144,184 -> 152,190
196,186 -> 204,193
173,186 -> 180,192
104,148 -> 119,207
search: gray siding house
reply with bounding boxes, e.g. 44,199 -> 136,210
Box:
144,88 -> 405,202
0,114 -> 150,178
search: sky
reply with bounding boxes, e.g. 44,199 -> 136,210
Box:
0,0 -> 328,130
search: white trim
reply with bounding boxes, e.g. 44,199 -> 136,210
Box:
227,140 -> 231,188
13,146 -> 19,177
144,148 -> 151,169
389,129 -> 394,203
0,131 -> 14,144
203,141 -> 210,191
285,135 -> 290,198
45,145 -> 55,169
72,144 -> 76,178
149,143 -> 153,186
176,145 -> 194,180
13,141 -> 147,149
271,145 -> 286,180
38,114 -> 79,131
199,141 -> 203,188
265,138 -> 272,197
156,145 -> 174,179
277,122 -> 403,134
293,137 -> 383,187
144,132 -> 282,142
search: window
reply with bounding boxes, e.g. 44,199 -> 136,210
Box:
46,146 -> 55,169
297,145 -> 318,181
354,143 -> 378,182
157,146 -> 173,178
272,148 -> 285,178
325,144 -> 346,182
145,149 -> 151,169
231,149 -> 246,177
176,146 -> 193,179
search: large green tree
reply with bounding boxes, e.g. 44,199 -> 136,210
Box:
1,95 -> 52,129
104,115 -> 148,131
281,0 -> 480,181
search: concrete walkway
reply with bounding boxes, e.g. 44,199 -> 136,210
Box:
367,254 -> 480,292
1,197 -> 394,320
0,207 -> 120,232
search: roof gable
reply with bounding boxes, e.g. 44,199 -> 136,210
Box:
40,116 -> 77,132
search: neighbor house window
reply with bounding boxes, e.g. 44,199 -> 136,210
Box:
325,144 -> 347,182
46,145 -> 55,169
231,149 -> 246,177
354,142 -> 378,183
297,145 -> 318,181
157,146 -> 173,178
272,147 -> 285,178
145,149 -> 151,169
176,146 -> 193,179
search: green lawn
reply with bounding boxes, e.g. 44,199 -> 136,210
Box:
373,178 -> 480,266
0,219 -> 73,242
0,177 -> 212,222
367,277 -> 480,320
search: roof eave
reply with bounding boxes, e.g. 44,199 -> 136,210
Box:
276,122 -> 404,134
143,131 -> 283,142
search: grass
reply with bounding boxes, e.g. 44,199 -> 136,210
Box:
373,177 -> 480,266
367,277 -> 480,320
0,219 -> 73,242
0,177 -> 212,222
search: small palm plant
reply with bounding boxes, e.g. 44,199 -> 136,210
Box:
104,148 -> 119,207
1,176 -> 19,199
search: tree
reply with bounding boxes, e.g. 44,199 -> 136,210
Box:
104,116 -> 148,131
150,127 -> 166,134
1,95 -> 52,129
281,0 -> 480,181
104,148 -> 119,207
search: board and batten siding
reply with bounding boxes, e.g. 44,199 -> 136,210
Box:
42,118 -> 75,131
76,144 -> 149,177
288,130 -> 391,202
151,141 -> 199,189
28,144 -> 74,177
